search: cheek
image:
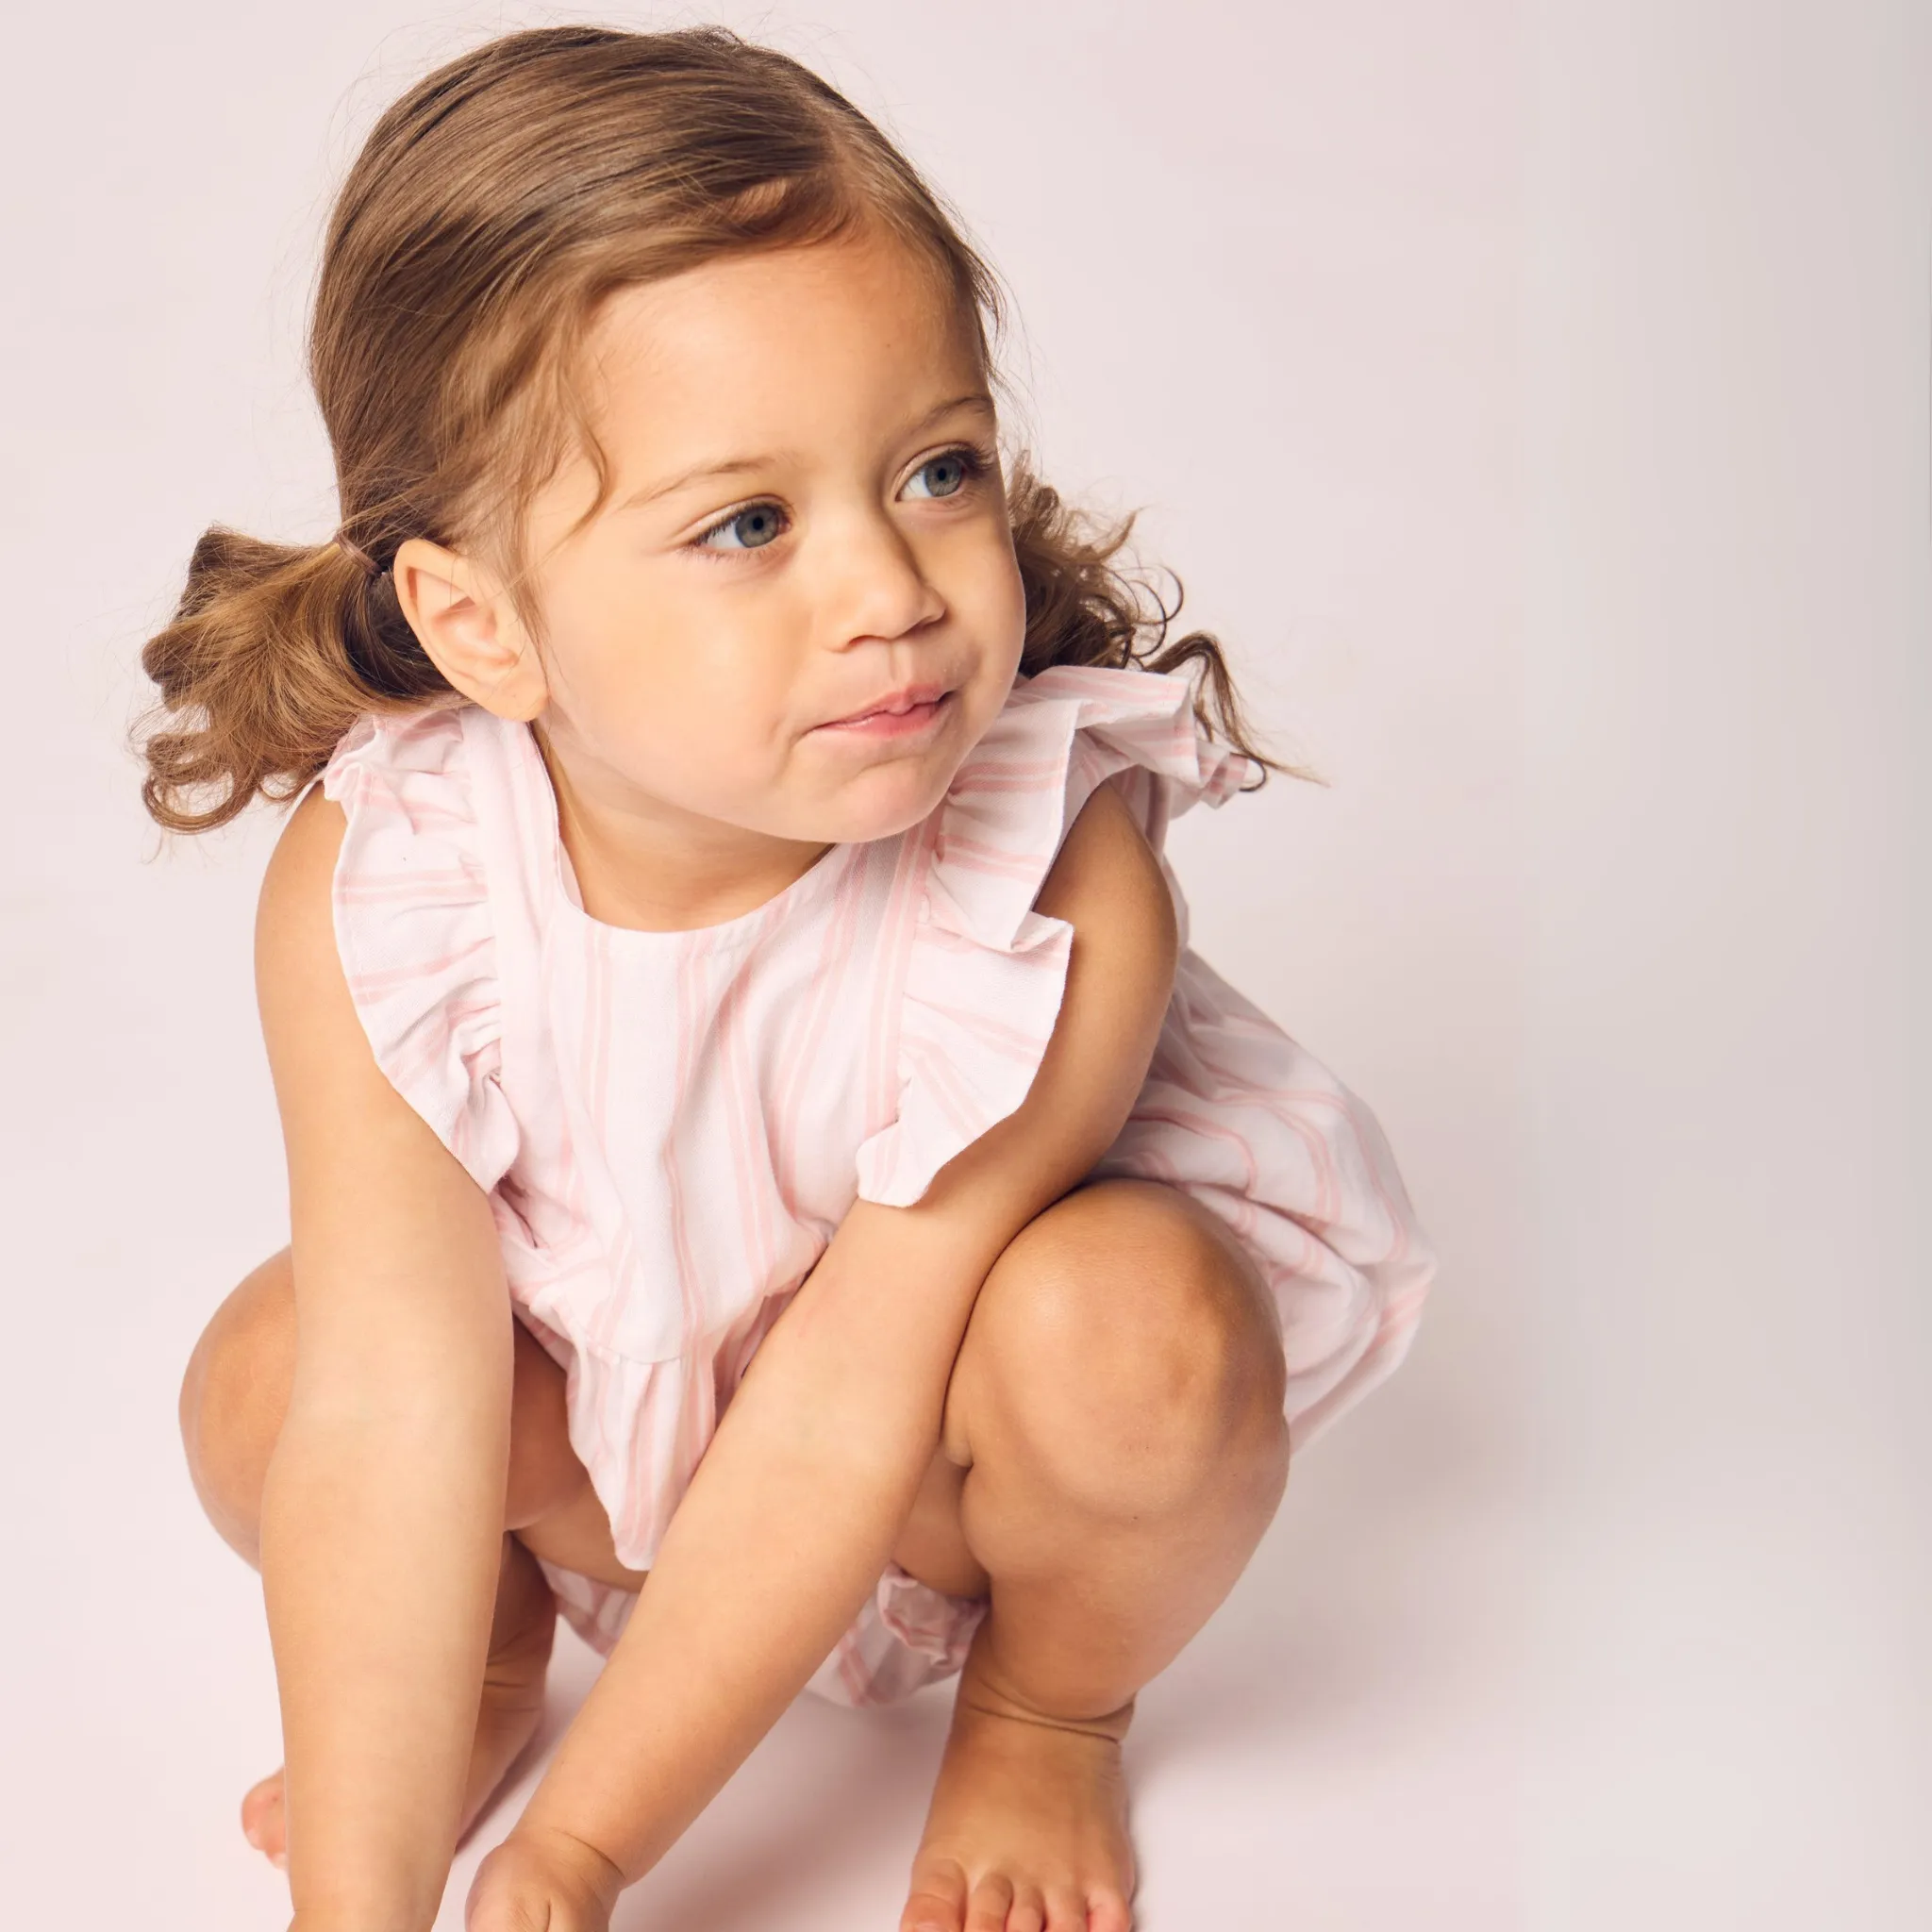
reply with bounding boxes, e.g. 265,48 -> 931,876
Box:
957,541 -> 1029,712
604,651 -> 791,804
545,563 -> 783,762
971,523 -> 1028,651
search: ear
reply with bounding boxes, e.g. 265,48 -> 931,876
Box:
391,538 -> 550,722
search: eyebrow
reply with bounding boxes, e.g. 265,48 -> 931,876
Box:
615,391 -> 996,514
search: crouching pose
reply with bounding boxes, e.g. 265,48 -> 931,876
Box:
154,25 -> 1438,1932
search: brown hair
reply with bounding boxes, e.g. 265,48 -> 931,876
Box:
137,25 -> 1303,834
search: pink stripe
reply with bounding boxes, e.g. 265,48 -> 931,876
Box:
909,990 -> 1057,1059
929,835 -> 1048,880
662,932 -> 714,1501
899,1039 -> 989,1143
945,756 -> 1065,791
345,939 -> 491,996
717,936 -> 779,1307
336,868 -> 480,900
863,820 -> 931,1148
770,846 -> 867,1217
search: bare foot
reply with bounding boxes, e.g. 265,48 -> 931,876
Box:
901,1648 -> 1136,1932
241,1535 -> 558,1871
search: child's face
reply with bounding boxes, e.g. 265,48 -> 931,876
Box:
490,226 -> 1026,848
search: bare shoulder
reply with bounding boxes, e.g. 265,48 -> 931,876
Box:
252,781 -> 506,1357
253,781 -> 354,1060
257,780 -> 346,954
1036,778 -> 1177,964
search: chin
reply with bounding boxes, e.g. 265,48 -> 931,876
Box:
817,756 -> 960,845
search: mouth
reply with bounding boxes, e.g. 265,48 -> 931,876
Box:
813,681 -> 957,737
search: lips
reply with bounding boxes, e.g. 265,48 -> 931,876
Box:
821,681 -> 952,727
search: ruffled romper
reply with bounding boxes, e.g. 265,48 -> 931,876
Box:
320,661 -> 1438,1707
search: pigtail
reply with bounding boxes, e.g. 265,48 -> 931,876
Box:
137,529 -> 451,834
1007,463 -> 1314,791
134,27 -> 1308,830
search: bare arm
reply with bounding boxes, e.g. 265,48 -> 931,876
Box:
510,779 -> 1179,1892
257,785 -> 516,1932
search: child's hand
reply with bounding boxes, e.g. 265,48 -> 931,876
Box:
465,1824 -> 625,1932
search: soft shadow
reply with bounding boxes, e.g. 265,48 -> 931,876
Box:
443,1634 -> 951,1932
1127,1521 -> 1376,1775
612,1690 -> 951,1930
456,1651 -> 591,1853
1129,1385 -> 1507,1777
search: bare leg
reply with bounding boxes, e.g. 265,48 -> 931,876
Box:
178,1248 -> 638,1866
890,1179 -> 1292,1932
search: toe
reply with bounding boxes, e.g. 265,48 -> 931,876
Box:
1084,1888 -> 1133,1932
1006,1884 -> 1046,1932
1041,1890 -> 1087,1932
902,1856 -> 967,1932
240,1771 -> 288,1868
966,1874 -> 1015,1932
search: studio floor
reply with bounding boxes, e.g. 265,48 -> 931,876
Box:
124,1388 -> 1531,1929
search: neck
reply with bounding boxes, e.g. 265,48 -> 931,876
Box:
530,719 -> 832,934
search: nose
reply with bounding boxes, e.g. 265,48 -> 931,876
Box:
819,503 -> 947,649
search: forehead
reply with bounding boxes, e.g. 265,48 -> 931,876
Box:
582,229 -> 987,473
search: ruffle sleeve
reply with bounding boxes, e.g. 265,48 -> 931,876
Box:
318,704 -> 520,1196
852,664 -> 1257,1209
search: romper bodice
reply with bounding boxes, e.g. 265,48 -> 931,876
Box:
322,663 -> 1430,1574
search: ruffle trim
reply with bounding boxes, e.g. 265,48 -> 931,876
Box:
320,705 -> 520,1196
852,664 -> 1257,1209
803,1563 -> 990,1707
1091,944 -> 1441,1444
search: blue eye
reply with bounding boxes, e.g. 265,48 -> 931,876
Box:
690,448 -> 985,558
697,502 -> 787,553
902,449 -> 980,500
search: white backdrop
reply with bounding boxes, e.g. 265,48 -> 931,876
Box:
0,3 -> 1924,1926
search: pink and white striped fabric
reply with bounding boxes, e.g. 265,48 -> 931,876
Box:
320,662 -> 1437,1707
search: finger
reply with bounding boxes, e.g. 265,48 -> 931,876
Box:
465,1865 -> 551,1932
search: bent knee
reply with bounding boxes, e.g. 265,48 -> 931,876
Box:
961,1181 -> 1288,1517
179,1249 -> 297,1551
178,1251 -> 582,1545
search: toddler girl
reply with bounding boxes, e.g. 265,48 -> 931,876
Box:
151,25 -> 1437,1932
